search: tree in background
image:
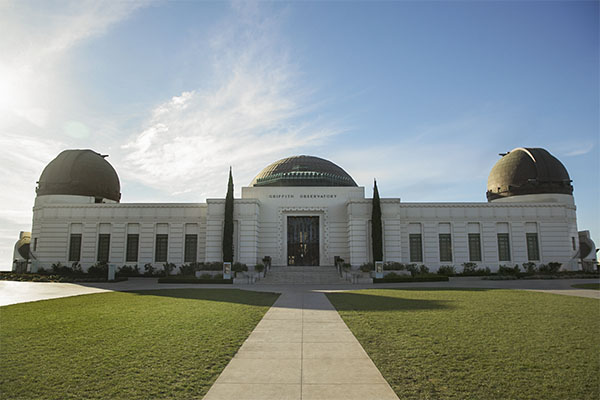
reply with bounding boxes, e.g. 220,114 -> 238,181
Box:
371,179 -> 383,262
223,167 -> 234,262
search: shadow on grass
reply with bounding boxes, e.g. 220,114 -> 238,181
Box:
326,288 -> 494,312
127,288 -> 280,307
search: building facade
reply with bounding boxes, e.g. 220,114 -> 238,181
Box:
15,148 -> 589,273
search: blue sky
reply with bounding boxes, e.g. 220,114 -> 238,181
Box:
1,0 -> 598,264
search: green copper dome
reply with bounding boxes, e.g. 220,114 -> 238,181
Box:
486,147 -> 572,201
251,155 -> 357,187
36,149 -> 121,202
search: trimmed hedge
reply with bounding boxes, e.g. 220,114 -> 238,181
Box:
374,275 -> 449,283
157,276 -> 233,284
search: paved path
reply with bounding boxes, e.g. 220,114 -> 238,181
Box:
203,290 -> 398,400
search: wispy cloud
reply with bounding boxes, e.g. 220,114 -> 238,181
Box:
333,114 -> 510,201
0,0 -> 146,265
121,4 -> 342,198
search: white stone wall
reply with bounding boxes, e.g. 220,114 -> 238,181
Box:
346,198 -> 579,270
27,189 -> 579,273
30,197 -> 208,271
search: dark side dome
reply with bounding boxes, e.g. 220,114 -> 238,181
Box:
251,155 -> 357,187
36,149 -> 121,202
486,147 -> 572,201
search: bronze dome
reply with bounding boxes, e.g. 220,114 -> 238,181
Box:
251,155 -> 357,187
486,147 -> 572,201
36,149 -> 121,202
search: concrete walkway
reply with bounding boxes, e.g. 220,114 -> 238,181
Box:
203,291 -> 398,400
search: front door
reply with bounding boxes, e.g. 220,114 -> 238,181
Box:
287,216 -> 319,266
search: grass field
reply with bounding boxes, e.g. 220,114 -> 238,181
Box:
327,288 -> 599,400
0,289 -> 278,399
572,282 -> 600,290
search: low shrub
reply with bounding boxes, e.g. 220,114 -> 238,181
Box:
87,262 -> 108,277
437,265 -> 456,276
0,272 -> 127,283
254,264 -> 265,273
459,263 -> 491,276
342,263 -> 352,270
232,262 -> 248,273
178,263 -> 199,276
71,262 -> 84,276
405,264 -> 419,276
144,263 -> 155,276
117,265 -> 141,277
539,262 -> 562,274
522,262 -> 537,274
51,262 -> 73,276
462,262 -> 478,274
360,262 -> 374,272
200,262 -> 223,271
419,265 -> 430,274
498,264 -> 520,275
162,262 -> 176,276
384,262 -> 406,271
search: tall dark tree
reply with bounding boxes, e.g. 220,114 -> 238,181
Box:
371,179 -> 383,262
222,167 -> 234,262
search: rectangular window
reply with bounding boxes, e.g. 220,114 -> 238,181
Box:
68,234 -> 81,262
497,233 -> 511,261
526,233 -> 540,261
409,234 -> 423,262
184,234 -> 198,263
33,237 -> 38,251
155,234 -> 168,262
97,234 -> 110,262
126,234 -> 139,262
468,233 -> 482,262
439,234 -> 452,262
572,237 -> 577,251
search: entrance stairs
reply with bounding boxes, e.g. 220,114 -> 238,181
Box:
258,266 -> 347,285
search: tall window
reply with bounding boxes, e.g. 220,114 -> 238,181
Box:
439,234 -> 452,262
409,234 -> 423,262
497,233 -> 511,261
184,234 -> 198,263
126,234 -> 139,262
155,234 -> 168,262
69,234 -> 82,262
468,233 -> 482,262
97,234 -> 110,262
526,233 -> 540,261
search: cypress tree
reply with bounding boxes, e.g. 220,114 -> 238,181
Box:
223,167 -> 234,262
371,179 -> 383,262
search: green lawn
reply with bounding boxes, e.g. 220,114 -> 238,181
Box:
1,289 -> 278,399
572,283 -> 600,290
327,289 -> 599,400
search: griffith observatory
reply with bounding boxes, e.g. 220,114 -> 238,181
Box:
12,147 -> 597,275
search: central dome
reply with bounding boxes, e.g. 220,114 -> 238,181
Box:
251,155 -> 357,187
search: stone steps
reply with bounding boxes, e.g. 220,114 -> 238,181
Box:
258,266 -> 347,284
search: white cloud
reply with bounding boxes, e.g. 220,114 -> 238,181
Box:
121,4 -> 341,198
0,0 -> 147,267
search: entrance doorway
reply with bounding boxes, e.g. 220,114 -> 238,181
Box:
287,216 -> 319,266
